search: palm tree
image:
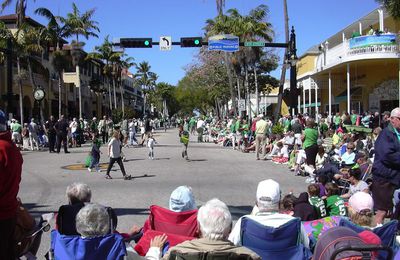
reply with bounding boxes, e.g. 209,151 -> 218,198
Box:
136,61 -> 157,115
61,2 -> 99,43
35,7 -> 71,118
87,35 -> 119,114
1,0 -> 28,28
216,0 -> 225,16
115,54 -> 135,116
376,0 -> 400,19
63,2 -> 99,118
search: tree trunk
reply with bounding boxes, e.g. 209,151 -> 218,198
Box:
108,80 -> 112,115
274,0 -> 289,122
58,73 -> 62,119
245,66 -> 251,122
119,79 -> 124,117
113,78 -> 117,109
254,67 -> 259,116
223,52 -> 236,116
17,58 -> 24,125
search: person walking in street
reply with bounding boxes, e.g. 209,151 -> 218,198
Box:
10,119 -> 22,147
105,130 -> 131,180
69,118 -> 78,148
128,119 -> 138,146
255,114 -> 268,160
88,134 -> 101,172
196,117 -> 205,143
0,109 -> 23,260
55,115 -> 70,154
98,116 -> 108,144
179,125 -> 189,160
372,107 -> 400,225
45,116 -> 57,153
28,118 -> 39,151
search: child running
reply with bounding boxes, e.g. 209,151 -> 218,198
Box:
105,130 -> 131,180
147,134 -> 156,160
88,134 -> 102,172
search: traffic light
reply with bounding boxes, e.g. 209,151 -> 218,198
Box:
120,38 -> 152,48
180,37 -> 202,47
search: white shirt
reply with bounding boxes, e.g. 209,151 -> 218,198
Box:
108,138 -> 121,158
147,138 -> 155,148
70,121 -> 78,133
129,122 -> 136,133
228,213 -> 309,249
197,120 -> 205,129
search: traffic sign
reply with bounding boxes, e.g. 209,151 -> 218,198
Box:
238,99 -> 246,111
244,42 -> 265,47
208,34 -> 239,52
160,36 -> 172,51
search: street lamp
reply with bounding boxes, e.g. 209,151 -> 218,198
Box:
286,26 -> 299,116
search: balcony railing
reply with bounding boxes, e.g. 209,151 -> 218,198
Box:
322,34 -> 399,69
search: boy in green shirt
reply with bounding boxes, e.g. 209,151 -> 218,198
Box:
325,183 -> 346,216
308,184 -> 327,218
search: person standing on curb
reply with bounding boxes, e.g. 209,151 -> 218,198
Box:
0,109 -> 23,260
255,114 -> 268,160
372,107 -> 400,225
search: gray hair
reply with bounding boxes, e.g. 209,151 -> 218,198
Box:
76,203 -> 110,237
66,183 -> 92,204
197,198 -> 232,240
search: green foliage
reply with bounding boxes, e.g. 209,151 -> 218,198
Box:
112,107 -> 135,123
271,123 -> 284,135
376,0 -> 400,19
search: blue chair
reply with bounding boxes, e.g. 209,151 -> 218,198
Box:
240,217 -> 312,260
49,230 -> 127,260
339,218 -> 398,259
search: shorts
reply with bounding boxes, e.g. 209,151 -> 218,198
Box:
72,132 -> 78,139
371,178 -> 396,212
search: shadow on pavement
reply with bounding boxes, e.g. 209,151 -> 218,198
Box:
124,158 -> 146,162
153,158 -> 170,160
133,174 -> 156,179
187,159 -> 207,162
113,207 -> 149,216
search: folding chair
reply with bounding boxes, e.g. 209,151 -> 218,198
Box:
240,217 -> 312,260
49,230 -> 126,260
168,250 -> 257,260
143,205 -> 198,237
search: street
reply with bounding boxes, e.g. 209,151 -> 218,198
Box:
19,128 -> 308,258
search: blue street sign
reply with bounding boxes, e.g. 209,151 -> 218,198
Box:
208,34 -> 239,52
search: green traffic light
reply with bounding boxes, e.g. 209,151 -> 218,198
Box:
194,39 -> 200,45
144,40 -> 149,46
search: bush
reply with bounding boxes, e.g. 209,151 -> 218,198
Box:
271,123 -> 284,135
111,107 -> 136,123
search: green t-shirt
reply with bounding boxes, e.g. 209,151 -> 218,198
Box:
326,195 -> 346,216
235,120 -> 241,133
334,116 -> 341,125
351,114 -> 357,125
230,122 -> 236,133
309,196 -> 327,218
320,123 -> 328,134
11,123 -> 22,133
242,124 -> 249,136
303,128 -> 318,149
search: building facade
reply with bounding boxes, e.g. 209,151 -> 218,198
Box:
296,7 -> 400,117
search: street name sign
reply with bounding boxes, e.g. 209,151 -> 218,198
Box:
208,34 -> 239,52
244,42 -> 265,47
160,36 -> 172,51
238,99 -> 246,111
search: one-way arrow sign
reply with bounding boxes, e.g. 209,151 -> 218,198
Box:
160,36 -> 172,51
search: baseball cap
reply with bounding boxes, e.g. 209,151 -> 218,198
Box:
257,114 -> 264,118
0,109 -> 7,132
349,192 -> 373,213
390,107 -> 400,118
256,179 -> 281,207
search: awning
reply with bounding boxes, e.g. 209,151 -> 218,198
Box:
335,87 -> 362,103
301,102 -> 321,108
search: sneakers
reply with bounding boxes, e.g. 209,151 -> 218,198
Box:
88,168 -> 92,172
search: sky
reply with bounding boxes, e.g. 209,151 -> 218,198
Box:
2,0 -> 380,85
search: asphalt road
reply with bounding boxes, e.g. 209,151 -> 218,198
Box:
18,128 -> 308,258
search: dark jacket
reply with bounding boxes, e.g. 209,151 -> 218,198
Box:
293,192 -> 318,221
372,123 -> 400,186
0,131 -> 23,220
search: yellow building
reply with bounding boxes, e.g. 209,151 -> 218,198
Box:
297,7 -> 400,116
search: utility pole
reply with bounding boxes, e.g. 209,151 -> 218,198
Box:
6,38 -> 14,116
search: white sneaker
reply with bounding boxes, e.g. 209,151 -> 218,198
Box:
88,168 -> 92,172
305,177 -> 315,183
151,157 -> 154,160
